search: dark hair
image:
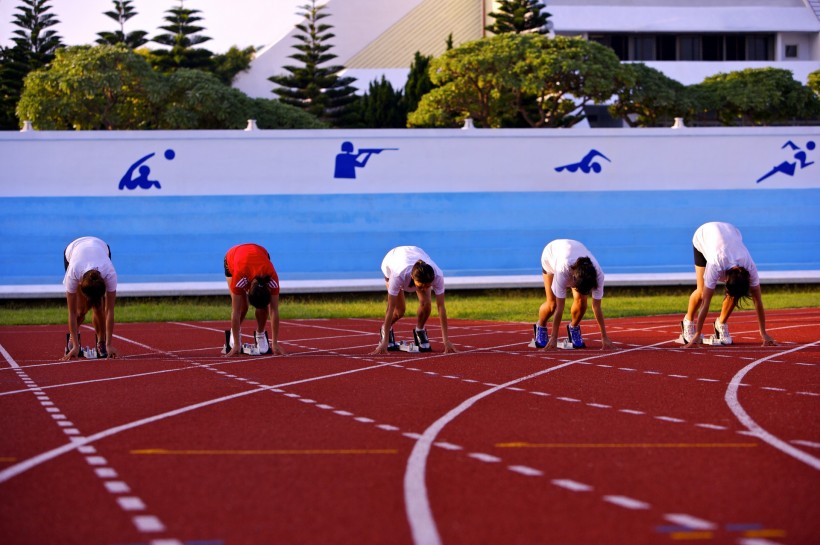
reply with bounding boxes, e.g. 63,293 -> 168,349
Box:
571,257 -> 598,296
725,267 -> 751,308
411,260 -> 435,285
248,276 -> 272,309
80,269 -> 106,307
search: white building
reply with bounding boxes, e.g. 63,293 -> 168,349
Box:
234,0 -> 820,98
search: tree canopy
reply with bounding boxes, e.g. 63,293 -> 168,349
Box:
96,0 -> 149,49
408,34 -> 623,128
16,45 -> 324,130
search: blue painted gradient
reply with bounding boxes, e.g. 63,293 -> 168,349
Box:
2,189 -> 817,285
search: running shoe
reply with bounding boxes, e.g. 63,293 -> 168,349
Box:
255,330 -> 270,354
533,323 -> 548,348
566,324 -> 586,349
713,319 -> 733,345
680,319 -> 696,343
96,338 -> 108,359
381,327 -> 400,351
414,328 -> 432,352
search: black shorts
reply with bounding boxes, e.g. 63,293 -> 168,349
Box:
64,244 -> 111,271
693,246 -> 707,268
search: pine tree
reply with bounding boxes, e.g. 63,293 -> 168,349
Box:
356,76 -> 406,128
150,0 -> 213,73
486,0 -> 552,35
0,0 -> 63,129
269,0 -> 358,126
96,0 -> 149,49
404,52 -> 434,115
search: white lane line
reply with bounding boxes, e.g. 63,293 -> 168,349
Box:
403,339 -> 673,545
105,481 -> 131,493
725,340 -> 820,471
468,453 -> 502,463
132,515 -> 165,533
117,496 -> 147,511
791,440 -> 820,449
663,513 -> 717,530
603,495 -> 651,510
508,465 -> 543,477
551,479 -> 593,492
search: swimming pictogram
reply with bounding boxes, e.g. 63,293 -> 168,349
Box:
119,149 -> 176,190
555,149 -> 611,174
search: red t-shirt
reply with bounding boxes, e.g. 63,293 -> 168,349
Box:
225,244 -> 280,296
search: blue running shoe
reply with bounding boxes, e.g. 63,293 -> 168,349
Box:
381,327 -> 400,351
414,328 -> 432,352
533,323 -> 548,348
566,324 -> 586,349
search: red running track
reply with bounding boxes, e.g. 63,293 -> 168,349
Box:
0,309 -> 818,545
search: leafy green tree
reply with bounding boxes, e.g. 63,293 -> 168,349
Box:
16,44 -> 324,130
408,34 -> 622,128
210,46 -> 256,85
269,0 -> 358,126
96,0 -> 149,49
404,51 -> 434,116
246,97 -> 327,129
155,68 -> 250,129
0,0 -> 63,129
149,0 -> 213,73
353,76 -> 406,128
16,45 -> 160,130
486,0 -> 552,35
808,69 -> 820,97
609,63 -> 690,127
693,67 -> 820,126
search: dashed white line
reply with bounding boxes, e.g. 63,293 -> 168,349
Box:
604,495 -> 650,510
508,465 -> 543,477
551,479 -> 593,492
132,515 -> 165,533
468,453 -> 502,463
663,513 -> 717,530
117,496 -> 147,511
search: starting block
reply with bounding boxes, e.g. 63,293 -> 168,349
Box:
221,330 -> 273,355
64,333 -> 104,359
674,334 -> 727,346
528,338 -> 579,350
398,340 -> 420,353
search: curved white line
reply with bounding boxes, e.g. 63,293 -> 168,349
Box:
403,341 -> 669,545
725,340 -> 820,471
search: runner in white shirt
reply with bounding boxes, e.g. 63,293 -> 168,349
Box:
372,246 -> 457,354
62,236 -> 119,359
533,239 -> 614,350
683,222 -> 776,347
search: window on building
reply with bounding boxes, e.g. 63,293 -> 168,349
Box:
785,44 -> 798,58
702,35 -> 724,61
679,36 -> 701,61
725,35 -> 746,61
632,35 -> 656,61
747,35 -> 773,60
656,35 -> 677,61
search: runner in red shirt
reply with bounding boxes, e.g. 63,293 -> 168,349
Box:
223,244 -> 285,356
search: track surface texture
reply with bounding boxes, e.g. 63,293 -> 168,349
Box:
1,309 -> 818,545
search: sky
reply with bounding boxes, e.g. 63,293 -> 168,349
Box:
0,0 -> 305,53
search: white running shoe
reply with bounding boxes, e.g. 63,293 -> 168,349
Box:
681,319 -> 696,343
713,319 -> 732,345
255,330 -> 270,353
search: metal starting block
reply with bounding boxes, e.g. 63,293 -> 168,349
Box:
674,334 -> 726,346
65,333 -> 104,359
221,330 -> 272,355
528,338 -> 578,350
398,341 -> 419,353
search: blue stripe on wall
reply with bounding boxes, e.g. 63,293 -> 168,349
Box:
2,189 -> 818,285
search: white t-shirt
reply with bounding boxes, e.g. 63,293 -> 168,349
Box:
380,246 -> 445,296
63,237 -> 118,294
692,222 -> 759,290
540,239 -> 605,300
